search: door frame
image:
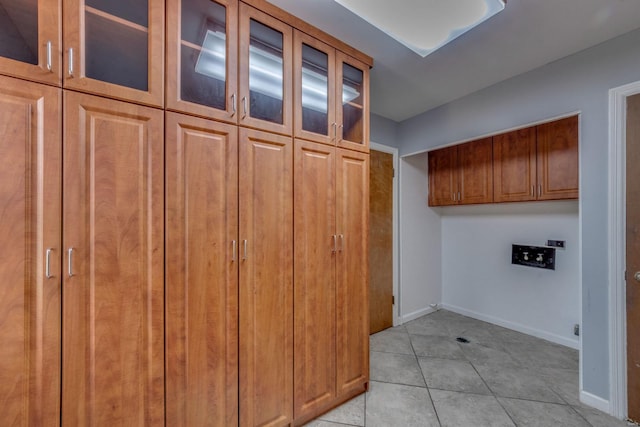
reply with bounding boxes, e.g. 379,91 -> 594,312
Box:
608,79 -> 640,419
370,141 -> 401,327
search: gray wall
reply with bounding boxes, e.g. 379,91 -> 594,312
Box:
370,113 -> 400,147
395,27 -> 640,401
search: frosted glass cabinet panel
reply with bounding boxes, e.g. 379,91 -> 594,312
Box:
0,0 -> 61,85
293,30 -> 335,146
167,0 -> 238,122
336,51 -> 369,153
64,0 -> 164,106
239,3 -> 292,135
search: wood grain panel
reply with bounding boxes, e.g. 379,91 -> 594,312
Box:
62,91 -> 164,426
627,94 -> 640,423
458,137 -> 493,205
537,115 -> 579,200
369,149 -> 393,334
0,76 -> 61,426
0,0 -> 62,86
428,146 -> 457,206
293,140 -> 336,419
165,112 -> 238,427
336,148 -> 369,397
239,128 -> 293,427
493,127 -> 536,203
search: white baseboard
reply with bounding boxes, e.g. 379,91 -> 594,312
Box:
440,304 -> 580,350
401,306 -> 438,323
580,390 -> 611,414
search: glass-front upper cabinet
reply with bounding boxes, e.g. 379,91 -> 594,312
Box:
166,0 -> 237,122
0,0 -> 61,85
63,0 -> 164,107
239,3 -> 292,135
336,51 -> 369,153
293,30 -> 335,146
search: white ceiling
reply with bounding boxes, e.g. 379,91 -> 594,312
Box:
267,0 -> 640,122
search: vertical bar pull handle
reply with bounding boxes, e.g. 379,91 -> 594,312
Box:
232,240 -> 237,262
332,235 -> 337,253
458,191 -> 461,202
338,124 -> 343,142
46,41 -> 52,71
531,185 -> 534,197
338,234 -> 344,252
538,185 -> 542,197
45,248 -> 53,279
67,248 -> 74,277
242,240 -> 248,260
242,97 -> 247,118
68,48 -> 74,77
332,123 -> 337,140
231,93 -> 237,116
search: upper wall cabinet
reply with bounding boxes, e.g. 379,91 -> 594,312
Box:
239,3 -> 293,135
336,51 -> 369,153
63,0 -> 165,107
428,137 -> 493,206
293,30 -> 370,153
166,0 -> 238,122
494,115 -> 578,202
0,0 -> 62,86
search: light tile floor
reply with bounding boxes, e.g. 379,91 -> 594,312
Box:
306,309 -> 635,427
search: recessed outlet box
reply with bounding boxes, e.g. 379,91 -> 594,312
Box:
512,244 -> 556,270
547,240 -> 565,249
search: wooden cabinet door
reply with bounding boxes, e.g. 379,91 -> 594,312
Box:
336,149 -> 369,397
166,0 -> 238,122
536,115 -> 579,200
0,0 -> 61,86
0,76 -> 61,426
336,52 -> 369,153
62,92 -> 164,426
293,140 -> 336,420
165,112 -> 238,427
63,0 -> 164,106
493,127 -> 536,203
238,3 -> 293,135
293,31 -> 336,146
239,128 -> 293,427
428,146 -> 457,206
458,137 -> 493,205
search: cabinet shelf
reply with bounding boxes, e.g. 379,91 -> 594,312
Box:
85,6 -> 148,33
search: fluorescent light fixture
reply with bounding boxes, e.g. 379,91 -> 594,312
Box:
334,0 -> 506,57
195,30 -> 226,80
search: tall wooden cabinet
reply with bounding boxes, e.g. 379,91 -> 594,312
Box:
165,112 -> 239,427
0,75 -> 61,427
292,140 -> 369,424
239,128 -> 293,427
62,91 -> 165,426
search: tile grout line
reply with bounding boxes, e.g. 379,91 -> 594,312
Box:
410,328 -> 443,426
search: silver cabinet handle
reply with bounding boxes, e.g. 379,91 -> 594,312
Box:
338,234 -> 344,252
338,124 -> 343,141
531,185 -> 534,197
452,193 -> 456,202
242,97 -> 247,118
458,191 -> 461,202
46,41 -> 52,71
231,93 -> 236,117
538,185 -> 542,197
332,235 -> 337,253
232,240 -> 237,262
68,48 -> 74,77
45,248 -> 54,279
67,248 -> 74,277
242,240 -> 247,260
332,123 -> 337,140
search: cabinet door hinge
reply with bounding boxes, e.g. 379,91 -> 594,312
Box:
392,168 -> 395,178
392,295 -> 395,305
